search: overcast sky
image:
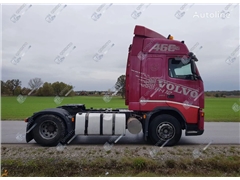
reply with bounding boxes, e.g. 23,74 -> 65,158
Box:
1,3 -> 239,91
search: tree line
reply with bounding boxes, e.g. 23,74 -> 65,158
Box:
1,75 -> 126,98
205,90 -> 239,97
1,78 -> 74,96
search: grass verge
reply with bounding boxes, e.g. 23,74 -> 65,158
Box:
1,155 -> 240,177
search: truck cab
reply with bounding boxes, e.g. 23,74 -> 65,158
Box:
126,25 -> 204,144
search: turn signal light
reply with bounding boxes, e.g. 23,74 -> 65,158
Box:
201,112 -> 204,117
72,117 -> 75,122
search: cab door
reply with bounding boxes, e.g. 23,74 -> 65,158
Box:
166,57 -> 203,123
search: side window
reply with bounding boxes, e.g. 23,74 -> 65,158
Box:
168,58 -> 194,80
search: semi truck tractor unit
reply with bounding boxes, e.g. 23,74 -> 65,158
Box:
25,25 -> 204,146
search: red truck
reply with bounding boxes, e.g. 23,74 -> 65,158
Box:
25,25 -> 204,146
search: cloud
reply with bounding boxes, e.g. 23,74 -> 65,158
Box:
1,4 -> 239,91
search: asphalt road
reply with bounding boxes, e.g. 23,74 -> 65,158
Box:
1,121 -> 239,146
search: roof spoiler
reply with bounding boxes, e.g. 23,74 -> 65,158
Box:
134,25 -> 166,39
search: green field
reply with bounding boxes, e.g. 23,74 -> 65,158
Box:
1,96 -> 239,122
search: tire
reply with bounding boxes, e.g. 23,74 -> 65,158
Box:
32,115 -> 66,146
149,114 -> 182,146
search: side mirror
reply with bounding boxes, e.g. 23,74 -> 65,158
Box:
191,60 -> 199,80
191,60 -> 196,74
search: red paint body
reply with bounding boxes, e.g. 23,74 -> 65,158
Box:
125,25 -> 204,127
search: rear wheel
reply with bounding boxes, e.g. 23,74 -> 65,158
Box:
32,115 -> 66,146
149,114 -> 182,146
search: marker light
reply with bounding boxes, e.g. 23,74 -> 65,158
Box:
143,114 -> 147,119
167,34 -> 174,40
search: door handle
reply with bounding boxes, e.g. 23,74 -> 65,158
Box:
167,95 -> 175,98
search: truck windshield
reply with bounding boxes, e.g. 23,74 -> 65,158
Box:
168,58 -> 194,80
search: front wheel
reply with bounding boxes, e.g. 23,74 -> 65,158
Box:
149,114 -> 182,146
32,115 -> 66,146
